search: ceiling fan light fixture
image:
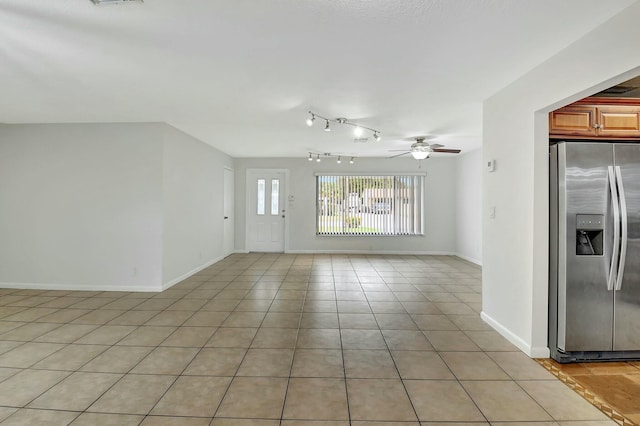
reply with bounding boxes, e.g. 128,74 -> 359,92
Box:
411,151 -> 430,160
410,141 -> 432,160
389,137 -> 458,160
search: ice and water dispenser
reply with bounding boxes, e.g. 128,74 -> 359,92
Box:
576,214 -> 604,256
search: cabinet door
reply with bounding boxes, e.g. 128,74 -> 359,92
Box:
597,106 -> 640,137
549,106 -> 597,137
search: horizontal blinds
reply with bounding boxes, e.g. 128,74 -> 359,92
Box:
316,175 -> 424,236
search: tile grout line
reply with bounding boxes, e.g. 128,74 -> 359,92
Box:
266,254 -> 301,424
363,256 -> 422,424
336,255 -> 353,425
133,285 -> 235,423
275,253 -> 310,425
75,295 -> 209,422
402,257 -> 491,425
211,252 -> 282,422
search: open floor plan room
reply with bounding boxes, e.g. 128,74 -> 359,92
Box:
0,254 -> 612,425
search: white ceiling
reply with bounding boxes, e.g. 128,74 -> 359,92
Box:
1,0 -> 636,158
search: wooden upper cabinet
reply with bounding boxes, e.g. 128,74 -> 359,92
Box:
549,106 -> 597,136
549,98 -> 640,140
596,106 -> 640,137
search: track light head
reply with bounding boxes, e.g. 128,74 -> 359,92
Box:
349,157 -> 355,164
316,154 -> 321,162
308,153 -> 313,161
337,156 -> 341,164
324,120 -> 331,132
374,132 -> 381,142
306,113 -> 315,127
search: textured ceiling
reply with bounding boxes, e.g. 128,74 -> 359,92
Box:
1,0 -> 637,158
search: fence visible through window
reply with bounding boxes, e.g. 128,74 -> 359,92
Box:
316,174 -> 424,236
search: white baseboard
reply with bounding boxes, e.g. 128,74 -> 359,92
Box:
481,311 -> 550,358
528,345 -> 551,358
0,256 -> 228,294
160,256 -> 225,291
0,281 -> 163,293
454,253 -> 482,266
285,250 -> 456,256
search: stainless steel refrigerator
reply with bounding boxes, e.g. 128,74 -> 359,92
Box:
550,141 -> 640,362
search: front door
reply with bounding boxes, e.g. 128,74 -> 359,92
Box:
247,169 -> 286,252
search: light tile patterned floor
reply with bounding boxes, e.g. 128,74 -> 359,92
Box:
0,253 -> 614,425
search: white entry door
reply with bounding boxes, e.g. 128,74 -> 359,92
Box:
247,169 -> 286,252
223,168 -> 234,255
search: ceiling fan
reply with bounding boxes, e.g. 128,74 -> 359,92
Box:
388,137 -> 461,159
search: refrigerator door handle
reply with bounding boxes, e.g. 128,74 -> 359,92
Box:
615,165 -> 627,291
608,166 -> 620,291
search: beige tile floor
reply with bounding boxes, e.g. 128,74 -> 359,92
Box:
0,253 -> 614,425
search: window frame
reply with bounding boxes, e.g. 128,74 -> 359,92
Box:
315,172 -> 426,237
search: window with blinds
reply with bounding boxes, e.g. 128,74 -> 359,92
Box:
316,174 -> 424,236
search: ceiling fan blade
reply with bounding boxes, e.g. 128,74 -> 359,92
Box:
432,148 -> 461,154
388,151 -> 411,159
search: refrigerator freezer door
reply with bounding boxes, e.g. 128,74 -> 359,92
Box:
558,142 -> 614,351
613,144 -> 640,350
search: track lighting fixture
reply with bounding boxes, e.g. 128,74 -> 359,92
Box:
306,113 -> 315,127
306,152 -> 357,165
307,110 -> 381,142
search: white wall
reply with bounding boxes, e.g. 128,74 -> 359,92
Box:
454,148 -> 482,265
0,123 -> 234,292
161,125 -> 234,288
0,123 -> 164,291
482,2 -> 640,357
234,157 -> 456,254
